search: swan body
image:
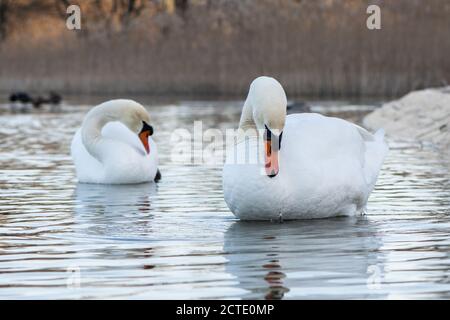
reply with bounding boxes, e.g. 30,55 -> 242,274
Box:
223,77 -> 388,220
71,99 -> 159,184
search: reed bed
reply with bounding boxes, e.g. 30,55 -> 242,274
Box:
0,0 -> 449,98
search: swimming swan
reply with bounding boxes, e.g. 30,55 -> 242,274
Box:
223,77 -> 388,220
71,99 -> 160,184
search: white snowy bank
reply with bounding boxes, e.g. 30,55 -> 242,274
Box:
364,87 -> 450,156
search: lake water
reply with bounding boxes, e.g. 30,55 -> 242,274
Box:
0,99 -> 449,299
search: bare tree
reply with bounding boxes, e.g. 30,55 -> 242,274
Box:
0,0 -> 57,40
175,0 -> 188,15
116,0 -> 148,26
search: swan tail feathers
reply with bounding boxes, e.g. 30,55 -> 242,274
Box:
154,169 -> 162,182
354,124 -> 375,141
374,128 -> 386,142
363,128 -> 389,190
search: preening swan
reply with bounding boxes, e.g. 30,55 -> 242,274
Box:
223,77 -> 388,220
71,99 -> 160,184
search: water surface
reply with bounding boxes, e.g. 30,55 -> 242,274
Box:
0,100 -> 449,299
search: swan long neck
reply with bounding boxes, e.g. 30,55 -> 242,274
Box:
81,106 -> 119,162
239,98 -> 257,131
237,98 -> 260,145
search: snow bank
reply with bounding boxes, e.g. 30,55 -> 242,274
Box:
364,87 -> 450,156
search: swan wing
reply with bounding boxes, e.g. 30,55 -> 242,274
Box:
360,128 -> 389,190
101,122 -> 159,183
286,114 -> 388,188
101,121 -> 144,154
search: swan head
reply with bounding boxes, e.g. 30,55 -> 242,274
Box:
84,99 -> 154,155
248,76 -> 287,178
117,100 -> 154,154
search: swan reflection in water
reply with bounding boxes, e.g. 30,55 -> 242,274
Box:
74,183 -> 157,238
224,217 -> 385,300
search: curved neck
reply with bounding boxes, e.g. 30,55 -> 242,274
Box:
81,107 -> 118,162
239,98 -> 257,131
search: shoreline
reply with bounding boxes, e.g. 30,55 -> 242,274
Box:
364,87 -> 450,158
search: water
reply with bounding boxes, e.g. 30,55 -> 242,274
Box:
0,100 -> 449,299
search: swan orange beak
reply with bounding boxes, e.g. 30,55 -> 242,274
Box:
264,140 -> 279,178
264,126 -> 282,178
139,121 -> 153,154
139,131 -> 150,154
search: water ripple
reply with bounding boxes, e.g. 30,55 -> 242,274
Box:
0,103 -> 449,299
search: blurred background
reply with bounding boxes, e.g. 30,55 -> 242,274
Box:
0,0 -> 449,98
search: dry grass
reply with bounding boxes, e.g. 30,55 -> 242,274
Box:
0,0 -> 449,98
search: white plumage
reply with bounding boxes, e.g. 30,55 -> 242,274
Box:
71,100 -> 159,184
223,77 -> 388,220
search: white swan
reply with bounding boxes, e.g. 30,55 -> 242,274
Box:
223,77 -> 388,220
71,99 -> 160,184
